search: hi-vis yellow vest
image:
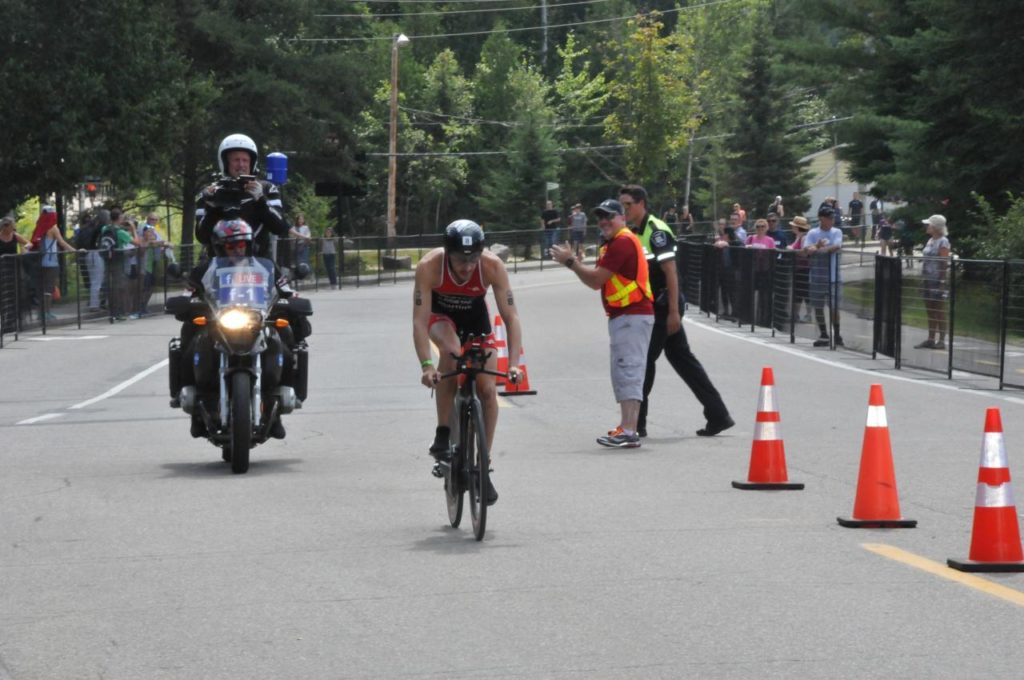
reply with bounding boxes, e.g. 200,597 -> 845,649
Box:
601,227 -> 653,308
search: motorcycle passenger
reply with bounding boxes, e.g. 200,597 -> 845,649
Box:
412,220 -> 524,505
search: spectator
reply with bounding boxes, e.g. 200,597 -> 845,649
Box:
915,215 -> 951,350
100,209 -> 140,321
37,206 -> 79,321
85,209 -> 110,311
848,191 -> 864,244
568,203 -> 587,259
746,218 -> 776,328
137,213 -> 169,315
766,212 -> 787,248
869,196 -> 883,239
0,216 -> 31,330
713,223 -> 742,319
730,211 -> 747,242
678,204 -> 695,234
803,205 -> 844,347
661,204 -> 679,231
620,184 -> 733,439
540,200 -> 561,258
550,199 -> 653,448
732,202 -> 747,226
745,218 -> 776,249
322,226 -> 339,289
294,213 -> 312,270
877,214 -> 894,257
787,216 -> 812,322
769,195 -> 785,218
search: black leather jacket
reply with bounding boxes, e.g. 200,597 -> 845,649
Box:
195,178 -> 290,259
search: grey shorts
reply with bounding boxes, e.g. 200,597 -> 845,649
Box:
608,314 -> 654,402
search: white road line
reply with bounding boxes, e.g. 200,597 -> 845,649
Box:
17,413 -> 64,425
68,359 -> 169,410
24,335 -> 109,341
685,316 -> 1024,406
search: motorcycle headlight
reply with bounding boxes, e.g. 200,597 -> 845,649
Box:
218,308 -> 257,331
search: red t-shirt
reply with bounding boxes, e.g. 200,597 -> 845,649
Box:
597,232 -> 654,318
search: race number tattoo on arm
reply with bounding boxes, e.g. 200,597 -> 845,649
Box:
506,291 -> 515,307
414,289 -> 422,306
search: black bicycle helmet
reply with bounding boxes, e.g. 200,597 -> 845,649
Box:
443,219 -> 485,255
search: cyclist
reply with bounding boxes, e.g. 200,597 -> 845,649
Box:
413,220 -> 523,505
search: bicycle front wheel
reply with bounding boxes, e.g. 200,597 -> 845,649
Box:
467,403 -> 489,541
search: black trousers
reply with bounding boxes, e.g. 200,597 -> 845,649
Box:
639,310 -> 730,428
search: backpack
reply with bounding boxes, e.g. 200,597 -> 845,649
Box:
74,220 -> 101,250
97,226 -> 119,260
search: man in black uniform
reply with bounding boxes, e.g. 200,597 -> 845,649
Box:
619,184 -> 734,438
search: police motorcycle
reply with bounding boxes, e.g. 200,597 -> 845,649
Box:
167,212 -> 310,474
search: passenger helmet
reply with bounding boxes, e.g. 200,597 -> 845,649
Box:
217,133 -> 259,175
212,219 -> 254,257
443,219 -> 485,256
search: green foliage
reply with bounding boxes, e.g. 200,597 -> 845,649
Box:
723,11 -> 811,220
963,193 -> 1024,260
476,66 -> 562,229
603,13 -> 699,185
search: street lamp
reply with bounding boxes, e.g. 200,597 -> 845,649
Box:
387,32 -> 410,243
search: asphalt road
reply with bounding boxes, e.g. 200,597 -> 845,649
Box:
2,267 -> 1024,679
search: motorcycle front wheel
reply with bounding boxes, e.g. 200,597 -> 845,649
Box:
230,371 -> 252,474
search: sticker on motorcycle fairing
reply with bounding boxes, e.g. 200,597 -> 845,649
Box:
217,269 -> 267,305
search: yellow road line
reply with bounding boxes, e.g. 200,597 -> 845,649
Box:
863,543 -> 1024,607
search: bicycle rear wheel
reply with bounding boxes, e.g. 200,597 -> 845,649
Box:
467,403 -> 488,541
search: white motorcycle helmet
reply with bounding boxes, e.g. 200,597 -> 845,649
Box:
217,133 -> 259,175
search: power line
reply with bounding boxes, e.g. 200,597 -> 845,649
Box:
293,0 -> 740,43
316,0 -> 611,19
400,105 -> 605,129
365,144 -> 629,157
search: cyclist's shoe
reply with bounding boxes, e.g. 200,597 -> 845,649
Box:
429,425 -> 451,462
597,430 -> 641,448
812,334 -> 830,347
485,475 -> 498,506
431,462 -> 444,479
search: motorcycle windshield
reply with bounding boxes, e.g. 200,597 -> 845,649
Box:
201,257 -> 276,311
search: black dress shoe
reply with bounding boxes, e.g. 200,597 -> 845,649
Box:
269,418 -> 286,439
697,416 -> 735,437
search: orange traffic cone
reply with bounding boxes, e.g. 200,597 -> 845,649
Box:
948,408 -> 1024,572
492,314 -> 509,386
732,367 -> 803,490
837,384 -> 916,528
501,346 -> 536,396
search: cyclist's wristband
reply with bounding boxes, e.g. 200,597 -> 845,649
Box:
420,359 -> 434,368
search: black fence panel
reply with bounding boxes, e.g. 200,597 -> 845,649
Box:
950,260 -> 1003,379
873,256 -> 901,360
1001,261 -> 1024,389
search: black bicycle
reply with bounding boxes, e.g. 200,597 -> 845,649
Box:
436,337 -> 509,541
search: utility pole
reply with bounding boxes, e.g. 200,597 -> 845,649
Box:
540,0 -> 548,67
